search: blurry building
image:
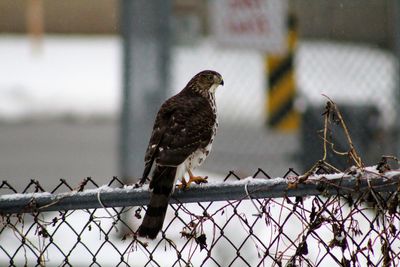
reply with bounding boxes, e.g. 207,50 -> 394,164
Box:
0,1 -> 396,49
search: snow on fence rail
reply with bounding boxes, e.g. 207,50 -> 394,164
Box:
1,167 -> 400,266
0,168 -> 399,214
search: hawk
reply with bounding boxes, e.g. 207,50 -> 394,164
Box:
137,70 -> 224,239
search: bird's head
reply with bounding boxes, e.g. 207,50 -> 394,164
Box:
188,70 -> 224,96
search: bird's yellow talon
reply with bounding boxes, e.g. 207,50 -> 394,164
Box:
176,174 -> 208,190
176,177 -> 188,190
187,170 -> 208,187
191,176 -> 208,185
177,183 -> 186,190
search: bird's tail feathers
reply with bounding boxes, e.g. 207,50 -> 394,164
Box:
139,162 -> 152,185
137,166 -> 177,239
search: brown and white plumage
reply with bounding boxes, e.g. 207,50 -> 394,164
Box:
137,70 -> 224,239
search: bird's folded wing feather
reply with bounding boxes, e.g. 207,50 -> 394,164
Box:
143,94 -> 214,177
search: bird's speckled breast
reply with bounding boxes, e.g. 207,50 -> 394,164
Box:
185,92 -> 218,172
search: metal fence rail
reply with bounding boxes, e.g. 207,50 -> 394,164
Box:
1,167 -> 400,266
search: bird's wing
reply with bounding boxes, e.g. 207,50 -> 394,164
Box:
141,94 -> 214,182
156,95 -> 214,166
140,97 -> 177,182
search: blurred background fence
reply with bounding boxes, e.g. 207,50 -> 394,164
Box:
1,167 -> 400,266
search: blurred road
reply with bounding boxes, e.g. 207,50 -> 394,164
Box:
0,120 -> 300,193
0,120 -> 118,192
205,123 -> 300,178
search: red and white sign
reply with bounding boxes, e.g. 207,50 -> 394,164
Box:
211,0 -> 288,53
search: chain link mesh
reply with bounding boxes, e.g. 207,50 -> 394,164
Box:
1,168 -> 400,267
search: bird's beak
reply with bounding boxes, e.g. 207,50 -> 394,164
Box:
213,74 -> 224,86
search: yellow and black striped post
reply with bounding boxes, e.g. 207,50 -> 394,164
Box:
266,14 -> 299,131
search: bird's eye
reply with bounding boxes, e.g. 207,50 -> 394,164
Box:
207,75 -> 213,81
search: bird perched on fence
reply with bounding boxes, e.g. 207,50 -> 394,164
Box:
137,70 -> 224,239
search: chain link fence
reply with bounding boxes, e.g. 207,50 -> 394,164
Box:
1,165 -> 400,266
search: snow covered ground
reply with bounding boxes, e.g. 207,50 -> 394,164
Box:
0,35 -> 120,120
0,35 -> 396,126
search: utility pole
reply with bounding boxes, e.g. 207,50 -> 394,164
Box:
120,0 -> 172,182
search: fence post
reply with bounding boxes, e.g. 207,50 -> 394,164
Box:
266,13 -> 299,132
119,0 -> 172,182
